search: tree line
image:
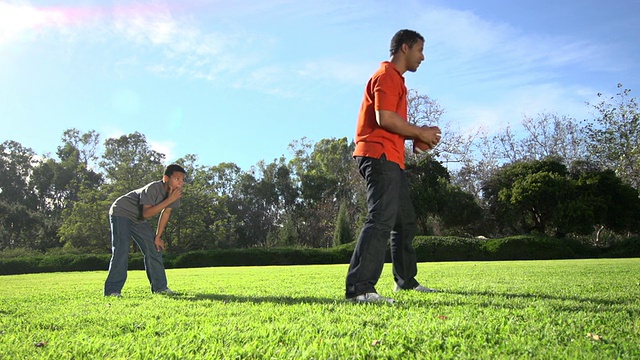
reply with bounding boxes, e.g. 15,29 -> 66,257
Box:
1,84 -> 638,254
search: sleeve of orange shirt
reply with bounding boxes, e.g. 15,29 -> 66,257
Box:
373,71 -> 403,114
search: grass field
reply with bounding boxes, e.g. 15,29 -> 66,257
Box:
0,258 -> 639,359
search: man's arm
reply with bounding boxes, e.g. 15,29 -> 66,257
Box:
152,208 -> 172,251
376,110 -> 441,147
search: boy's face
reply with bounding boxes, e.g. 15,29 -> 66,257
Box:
164,172 -> 185,190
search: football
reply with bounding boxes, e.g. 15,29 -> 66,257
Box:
412,139 -> 432,154
413,128 -> 441,154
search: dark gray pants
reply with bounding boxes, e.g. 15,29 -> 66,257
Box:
345,155 -> 419,298
104,215 -> 168,295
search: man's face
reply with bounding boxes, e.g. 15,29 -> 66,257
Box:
164,172 -> 185,190
406,40 -> 425,72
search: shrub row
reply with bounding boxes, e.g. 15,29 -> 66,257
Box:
169,245 -> 356,269
0,245 -> 357,275
0,236 -> 638,275
413,235 -> 598,262
0,253 -> 147,276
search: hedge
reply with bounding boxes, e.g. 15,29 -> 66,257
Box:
0,236 -> 638,275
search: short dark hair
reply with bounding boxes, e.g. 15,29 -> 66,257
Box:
164,164 -> 186,177
390,29 -> 424,56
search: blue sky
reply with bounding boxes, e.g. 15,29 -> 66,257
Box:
2,0 -> 639,170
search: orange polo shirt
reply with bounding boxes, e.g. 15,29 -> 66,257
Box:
353,61 -> 408,169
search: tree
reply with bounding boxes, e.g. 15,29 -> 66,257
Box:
27,130 -> 105,250
509,170 -> 573,236
58,188 -> 111,252
406,156 -> 450,235
0,141 -> 37,208
518,113 -> 587,163
227,169 -> 278,247
407,156 -> 482,235
289,137 -> 363,247
204,162 -> 244,198
0,141 -> 41,250
482,158 -> 569,236
575,170 -> 640,243
333,202 -> 353,246
448,112 -> 588,206
482,157 -> 640,239
438,182 -> 485,236
100,132 -> 165,195
267,212 -> 298,248
405,89 -> 448,159
491,114 -> 587,164
55,129 -> 103,204
297,137 -> 358,204
584,84 -> 640,189
164,157 -> 238,251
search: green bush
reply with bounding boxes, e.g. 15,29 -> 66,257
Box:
171,245 -> 357,269
600,237 -> 640,258
67,254 -> 109,272
0,236 -> 637,275
0,257 -> 41,275
413,236 -> 487,262
0,247 -> 43,259
480,235 -> 590,260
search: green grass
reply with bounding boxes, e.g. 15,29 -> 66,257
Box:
1,259 -> 639,359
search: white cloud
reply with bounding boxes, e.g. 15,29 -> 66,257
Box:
113,4 -> 186,46
101,127 -> 177,162
0,1 -> 268,81
0,1 -> 111,45
0,1 -> 62,44
0,0 -> 623,106
0,0 -> 368,97
297,58 -> 373,86
233,66 -> 294,97
446,82 -> 596,137
418,7 -> 512,56
413,4 -> 613,99
103,127 -> 125,140
149,140 -> 177,162
405,4 -> 613,136
110,3 -> 274,84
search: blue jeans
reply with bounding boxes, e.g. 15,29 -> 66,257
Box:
104,215 -> 168,295
345,155 -> 419,298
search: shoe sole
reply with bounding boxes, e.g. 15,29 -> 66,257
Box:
346,297 -> 395,304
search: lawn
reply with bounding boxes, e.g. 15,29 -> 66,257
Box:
0,258 -> 638,359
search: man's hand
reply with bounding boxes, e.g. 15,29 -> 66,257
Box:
167,187 -> 182,203
416,126 -> 441,148
154,235 -> 165,252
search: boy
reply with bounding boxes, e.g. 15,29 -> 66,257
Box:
104,164 -> 186,296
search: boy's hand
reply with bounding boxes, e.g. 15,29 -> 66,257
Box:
167,187 -> 182,202
154,235 -> 165,251
417,126 -> 441,148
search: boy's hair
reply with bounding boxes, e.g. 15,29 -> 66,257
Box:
389,29 -> 425,56
164,164 -> 186,177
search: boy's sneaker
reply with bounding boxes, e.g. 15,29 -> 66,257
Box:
155,288 -> 176,295
107,293 -> 122,297
347,292 -> 395,304
394,284 -> 439,293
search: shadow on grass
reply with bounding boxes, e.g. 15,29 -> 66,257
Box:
175,293 -> 339,305
393,288 -> 636,314
166,290 -> 632,312
443,289 -> 628,306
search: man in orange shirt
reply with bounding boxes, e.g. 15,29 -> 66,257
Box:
346,29 -> 441,304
